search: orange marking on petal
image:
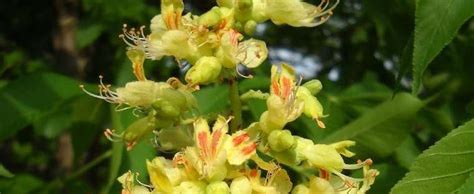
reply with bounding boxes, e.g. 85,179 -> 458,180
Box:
282,77 -> 292,100
271,81 -> 280,96
232,133 -> 249,146
198,132 -> 209,158
211,130 -> 222,157
241,142 -> 257,155
250,169 -> 258,177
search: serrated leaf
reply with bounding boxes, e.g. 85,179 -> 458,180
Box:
322,93 -> 424,157
412,0 -> 474,94
0,73 -> 83,140
390,119 -> 474,194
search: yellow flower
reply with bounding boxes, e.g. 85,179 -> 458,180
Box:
265,0 -> 339,27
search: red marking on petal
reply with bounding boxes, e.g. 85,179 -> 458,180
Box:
232,133 -> 249,146
250,169 -> 258,177
211,130 -> 222,157
198,132 -> 209,158
320,169 -> 330,180
241,142 -> 257,155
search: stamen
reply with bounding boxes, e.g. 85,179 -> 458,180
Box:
103,128 -> 123,142
135,173 -> 154,189
343,159 -> 372,170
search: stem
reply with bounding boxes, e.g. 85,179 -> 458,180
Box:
229,78 -> 242,132
66,150 -> 113,181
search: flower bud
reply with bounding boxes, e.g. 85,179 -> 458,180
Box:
198,7 -> 222,27
230,176 -> 252,194
308,177 -> 336,194
116,81 -> 171,108
244,20 -> 257,35
206,181 -> 230,194
302,79 -> 322,95
291,184 -> 309,194
123,116 -> 156,150
185,56 -> 222,85
152,99 -> 181,118
161,30 -> 198,60
174,181 -> 206,194
268,130 -> 295,152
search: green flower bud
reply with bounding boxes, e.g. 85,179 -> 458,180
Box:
155,125 -> 193,151
244,20 -> 257,35
152,99 -> 181,118
206,181 -> 230,194
185,56 -> 222,85
123,116 -> 156,150
291,184 -> 309,194
268,130 -> 295,152
302,79 -> 322,95
198,7 -> 222,27
116,81 -> 172,108
230,177 -> 252,194
174,181 -> 206,194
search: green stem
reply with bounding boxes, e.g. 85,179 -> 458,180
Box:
66,150 -> 112,181
229,78 -> 242,132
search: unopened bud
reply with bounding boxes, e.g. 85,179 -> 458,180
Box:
308,177 -> 336,193
291,184 -> 310,194
175,181 -> 206,194
230,177 -> 252,194
302,79 -> 322,95
185,56 -> 222,85
198,7 -> 222,27
152,99 -> 180,118
268,130 -> 295,152
123,116 -> 156,150
244,20 -> 257,35
206,181 -> 230,194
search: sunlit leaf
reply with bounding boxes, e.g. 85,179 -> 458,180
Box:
322,93 -> 424,157
412,0 -> 474,94
391,119 -> 474,194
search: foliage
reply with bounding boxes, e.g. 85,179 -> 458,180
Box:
0,0 -> 472,193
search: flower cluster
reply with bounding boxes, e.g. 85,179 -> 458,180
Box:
81,0 -> 379,193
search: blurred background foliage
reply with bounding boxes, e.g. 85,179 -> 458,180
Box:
0,0 -> 473,193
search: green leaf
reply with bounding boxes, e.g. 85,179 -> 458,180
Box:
194,85 -> 229,115
321,93 -> 424,157
458,172 -> 474,194
0,174 -> 44,193
394,136 -> 421,169
0,73 -> 83,140
76,24 -> 103,49
412,0 -> 474,94
0,163 -> 14,178
390,119 -> 474,194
